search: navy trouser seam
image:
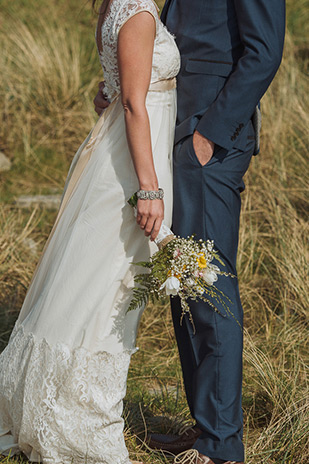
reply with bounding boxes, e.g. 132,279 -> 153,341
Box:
202,164 -> 220,436
214,313 -> 220,433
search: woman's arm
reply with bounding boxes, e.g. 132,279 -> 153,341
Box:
118,11 -> 163,242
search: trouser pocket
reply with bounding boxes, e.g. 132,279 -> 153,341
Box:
175,134 -> 205,168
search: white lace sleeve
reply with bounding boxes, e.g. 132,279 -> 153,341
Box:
97,0 -> 178,101
114,0 -> 159,37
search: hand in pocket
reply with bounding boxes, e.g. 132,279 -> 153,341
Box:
192,130 -> 215,166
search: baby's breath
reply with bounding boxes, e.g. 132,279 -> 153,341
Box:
128,234 -> 237,331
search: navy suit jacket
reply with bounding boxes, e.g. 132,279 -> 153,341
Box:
161,0 -> 286,151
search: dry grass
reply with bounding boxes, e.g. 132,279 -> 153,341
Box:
0,0 -> 308,463
0,2 -> 99,195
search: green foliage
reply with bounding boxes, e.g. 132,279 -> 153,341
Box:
127,192 -> 139,208
128,278 -> 151,313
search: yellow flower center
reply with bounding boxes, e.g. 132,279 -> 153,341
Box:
168,270 -> 181,279
197,254 -> 207,269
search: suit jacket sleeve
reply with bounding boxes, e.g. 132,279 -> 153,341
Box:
196,0 -> 286,150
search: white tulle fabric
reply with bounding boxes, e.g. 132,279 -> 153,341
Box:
0,1 -> 180,462
97,0 -> 180,100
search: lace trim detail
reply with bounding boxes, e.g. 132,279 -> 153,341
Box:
96,0 -> 180,101
113,0 -> 159,37
0,324 -> 133,464
96,0 -> 158,100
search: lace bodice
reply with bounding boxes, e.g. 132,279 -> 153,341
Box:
96,0 -> 180,101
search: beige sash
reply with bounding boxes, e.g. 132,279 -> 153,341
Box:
148,77 -> 176,92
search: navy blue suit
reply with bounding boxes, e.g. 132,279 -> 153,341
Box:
161,1 -> 285,461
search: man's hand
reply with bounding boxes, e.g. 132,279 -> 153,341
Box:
93,81 -> 110,116
193,130 -> 215,166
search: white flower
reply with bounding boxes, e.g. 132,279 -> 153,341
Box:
160,276 -> 180,295
186,277 -> 195,287
202,265 -> 220,286
173,248 -> 181,258
197,286 -> 204,294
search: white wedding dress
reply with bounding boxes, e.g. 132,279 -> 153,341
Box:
0,1 -> 180,463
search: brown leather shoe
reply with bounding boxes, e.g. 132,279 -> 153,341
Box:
147,425 -> 202,454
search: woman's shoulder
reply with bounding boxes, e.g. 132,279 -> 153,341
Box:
113,0 -> 160,35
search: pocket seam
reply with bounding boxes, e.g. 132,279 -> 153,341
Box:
185,59 -> 234,77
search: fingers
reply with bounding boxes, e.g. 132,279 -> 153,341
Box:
98,81 -> 105,91
192,131 -> 215,166
94,106 -> 103,116
150,216 -> 163,241
93,101 -> 109,115
93,82 -> 110,115
137,213 -> 148,230
144,214 -> 156,237
100,97 -> 110,109
136,199 -> 164,241
137,213 -> 156,237
93,93 -> 109,110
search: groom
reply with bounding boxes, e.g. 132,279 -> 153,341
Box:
148,1 -> 285,464
94,1 -> 285,462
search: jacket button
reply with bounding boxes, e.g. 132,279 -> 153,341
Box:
231,135 -> 236,141
239,123 -> 244,128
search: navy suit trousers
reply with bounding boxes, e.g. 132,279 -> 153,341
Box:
171,130 -> 255,462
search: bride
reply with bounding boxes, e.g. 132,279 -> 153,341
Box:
0,0 -> 180,463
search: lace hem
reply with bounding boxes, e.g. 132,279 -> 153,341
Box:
0,324 -> 133,464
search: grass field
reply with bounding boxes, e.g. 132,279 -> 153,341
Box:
0,1 -> 308,463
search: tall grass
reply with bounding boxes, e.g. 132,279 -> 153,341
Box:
0,1 -> 99,194
0,1 -> 308,463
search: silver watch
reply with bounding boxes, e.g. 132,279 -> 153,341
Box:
136,188 -> 164,200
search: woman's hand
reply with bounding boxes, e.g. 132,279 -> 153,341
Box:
136,198 -> 164,241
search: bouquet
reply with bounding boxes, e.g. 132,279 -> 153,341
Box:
127,193 -> 237,329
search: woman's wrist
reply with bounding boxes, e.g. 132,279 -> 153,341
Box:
137,188 -> 164,200
139,180 -> 159,191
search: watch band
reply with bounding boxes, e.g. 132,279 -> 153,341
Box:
136,188 -> 164,200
